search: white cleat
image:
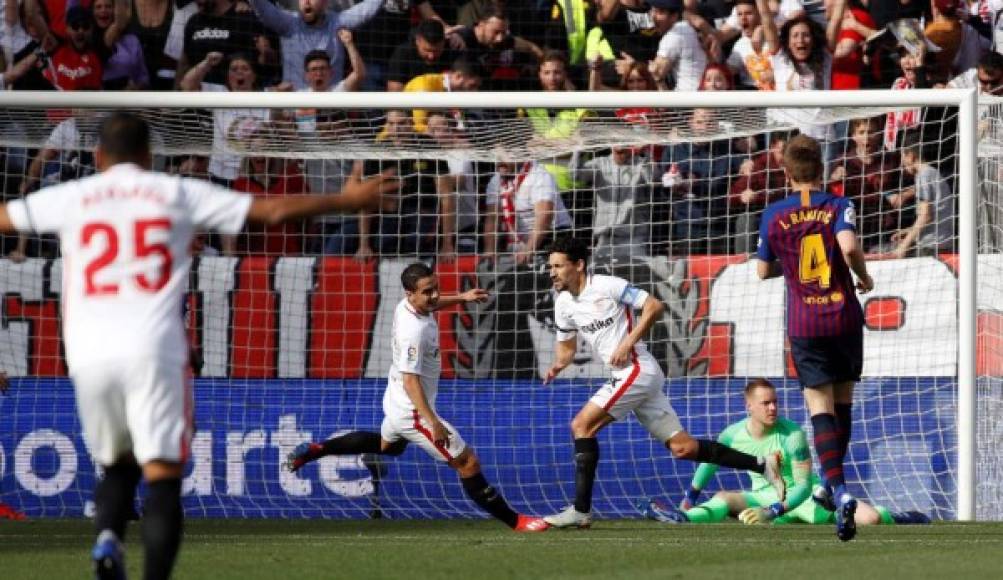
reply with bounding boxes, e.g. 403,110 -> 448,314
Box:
543,506 -> 592,529
762,451 -> 787,501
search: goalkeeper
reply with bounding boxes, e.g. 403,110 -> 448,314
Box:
641,378 -> 930,526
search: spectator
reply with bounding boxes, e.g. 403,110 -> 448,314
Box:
10,110 -> 103,261
728,131 -> 790,253
725,0 -> 775,90
830,0 -> 878,89
181,51 -> 272,185
885,40 -> 930,149
926,0 -> 989,81
92,0 -> 149,89
662,107 -> 735,254
177,0 -> 272,89
588,53 -> 666,92
648,0 -> 707,91
287,45 -> 361,253
584,0 -> 662,89
403,54 -> 484,133
757,0 -> 845,144
483,158 -> 573,265
454,10 -> 544,90
131,0 -> 194,90
571,145 -> 656,263
699,63 -> 735,90
426,111 -> 480,260
884,130 -> 955,257
386,19 -> 457,91
353,0 -> 447,91
828,115 -> 901,250
248,0 -> 382,90
947,48 -> 1003,94
349,110 -> 449,259
42,6 -> 103,91
229,128 -> 311,255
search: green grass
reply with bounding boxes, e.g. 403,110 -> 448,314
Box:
3,519 -> 1003,579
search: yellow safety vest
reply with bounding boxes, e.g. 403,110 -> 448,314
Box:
585,26 -> 615,63
523,107 -> 590,191
554,0 -> 588,65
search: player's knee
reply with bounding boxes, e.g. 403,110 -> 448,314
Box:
450,449 -> 480,476
570,416 -> 597,438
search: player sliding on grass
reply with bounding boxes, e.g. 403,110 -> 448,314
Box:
640,378 -> 930,526
753,134 -> 874,542
541,237 -> 787,529
286,262 -> 549,533
0,112 -> 396,580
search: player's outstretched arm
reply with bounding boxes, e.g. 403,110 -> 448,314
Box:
543,337 -> 577,384
433,288 -> 489,310
245,171 -> 397,226
836,230 -> 874,293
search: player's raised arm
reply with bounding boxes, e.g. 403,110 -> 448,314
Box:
244,170 -> 398,226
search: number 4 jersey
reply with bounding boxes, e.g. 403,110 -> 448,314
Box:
756,189 -> 864,338
6,163 -> 252,369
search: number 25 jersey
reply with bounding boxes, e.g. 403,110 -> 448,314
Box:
6,163 -> 252,369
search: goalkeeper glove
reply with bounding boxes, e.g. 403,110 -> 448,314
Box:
680,487 -> 701,511
738,502 -> 784,525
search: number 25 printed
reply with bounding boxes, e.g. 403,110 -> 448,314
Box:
82,219 -> 172,296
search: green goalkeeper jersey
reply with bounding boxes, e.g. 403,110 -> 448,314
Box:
714,418 -> 818,492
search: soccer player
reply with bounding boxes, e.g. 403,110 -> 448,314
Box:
541,236 -> 787,529
0,112 -> 394,580
286,262 -> 549,533
754,134 -> 875,541
640,379 -> 930,526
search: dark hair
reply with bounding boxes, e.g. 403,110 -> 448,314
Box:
451,55 -> 485,78
744,378 -> 776,397
979,51 -> 1003,76
548,236 -> 590,266
733,0 -> 757,8
225,52 -> 259,89
98,113 -> 151,160
401,262 -> 435,291
415,18 -> 445,44
477,8 -> 507,23
779,15 -> 827,77
618,60 -> 657,90
900,130 -> 924,160
539,49 -> 567,68
303,50 -> 330,69
783,134 -> 824,183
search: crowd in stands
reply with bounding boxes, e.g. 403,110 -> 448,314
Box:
1,0 -> 999,263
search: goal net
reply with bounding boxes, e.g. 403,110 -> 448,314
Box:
0,90 -> 992,521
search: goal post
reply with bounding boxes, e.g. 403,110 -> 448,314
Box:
0,88 -> 983,521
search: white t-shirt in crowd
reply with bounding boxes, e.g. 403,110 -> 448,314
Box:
485,162 -> 572,240
204,84 -> 270,181
6,162 -> 252,369
656,20 -> 707,91
768,51 -> 833,140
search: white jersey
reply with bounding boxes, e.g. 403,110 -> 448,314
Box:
554,274 -> 657,371
384,298 -> 441,413
6,163 -> 252,370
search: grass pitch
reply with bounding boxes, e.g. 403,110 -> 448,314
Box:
3,518 -> 1002,579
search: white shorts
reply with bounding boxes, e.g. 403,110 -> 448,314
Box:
71,357 -> 193,466
589,362 -> 683,442
380,408 -> 467,463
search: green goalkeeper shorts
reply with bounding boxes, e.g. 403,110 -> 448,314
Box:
741,488 -> 835,525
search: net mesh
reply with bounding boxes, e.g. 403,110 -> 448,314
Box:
0,97 -> 996,521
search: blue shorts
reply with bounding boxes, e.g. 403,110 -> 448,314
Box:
789,331 -> 863,389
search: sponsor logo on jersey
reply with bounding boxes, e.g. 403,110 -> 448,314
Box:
581,315 -> 615,333
407,346 -> 417,362
192,28 -> 231,41
56,63 -> 94,80
844,204 -> 857,226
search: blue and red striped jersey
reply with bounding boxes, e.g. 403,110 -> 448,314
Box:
757,189 -> 864,338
